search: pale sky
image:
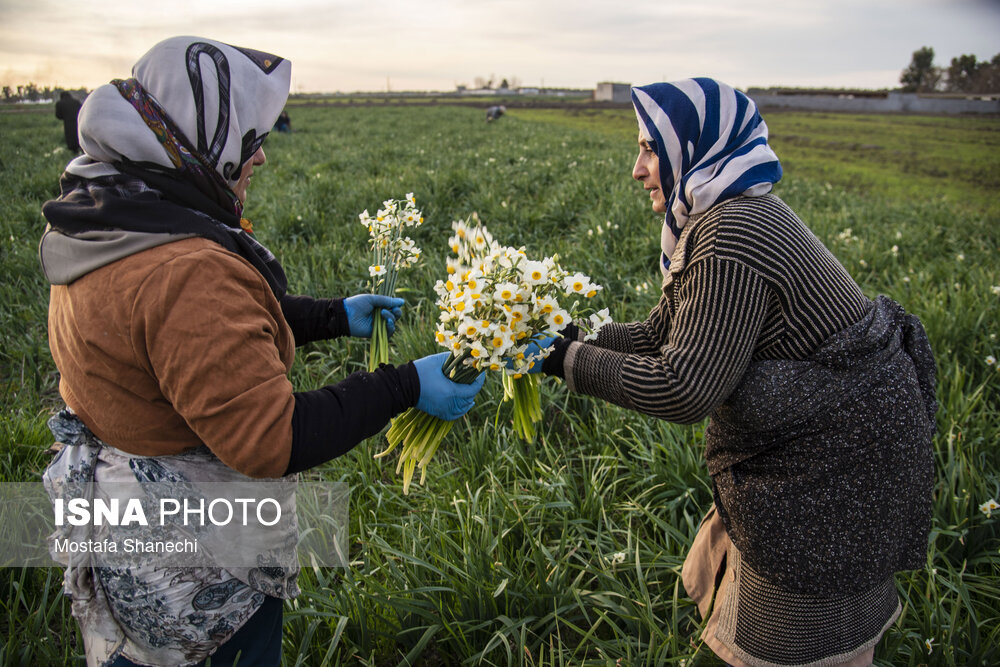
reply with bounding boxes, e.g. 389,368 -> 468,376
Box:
1,0 -> 998,93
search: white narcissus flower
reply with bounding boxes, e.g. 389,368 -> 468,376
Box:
468,340 -> 489,363
459,318 -> 482,339
584,308 -> 613,341
545,308 -> 570,330
521,260 -> 548,285
494,282 -> 518,302
506,304 -> 529,326
368,264 -> 386,276
563,272 -> 592,295
533,294 -> 559,316
434,324 -> 455,346
980,498 -> 999,517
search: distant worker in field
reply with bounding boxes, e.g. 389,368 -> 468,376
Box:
274,108 -> 292,132
54,91 -> 82,152
526,78 -> 936,666
486,104 -> 506,122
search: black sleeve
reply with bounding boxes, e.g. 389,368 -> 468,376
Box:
279,293 -> 350,345
542,336 -> 572,378
284,362 -> 420,474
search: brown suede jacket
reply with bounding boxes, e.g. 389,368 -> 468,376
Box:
48,237 -> 296,478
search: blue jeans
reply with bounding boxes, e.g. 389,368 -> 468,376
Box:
109,595 -> 283,666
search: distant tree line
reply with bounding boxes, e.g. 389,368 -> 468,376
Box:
1,83 -> 88,103
901,47 -> 1000,94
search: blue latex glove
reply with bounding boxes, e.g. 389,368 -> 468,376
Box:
511,334 -> 557,374
343,294 -> 405,338
414,351 -> 486,421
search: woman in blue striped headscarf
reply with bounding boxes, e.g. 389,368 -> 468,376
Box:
534,78 -> 935,665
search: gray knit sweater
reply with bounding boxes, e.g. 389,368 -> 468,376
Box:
559,194 -> 935,595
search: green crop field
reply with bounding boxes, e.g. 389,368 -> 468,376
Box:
1,103 -> 998,665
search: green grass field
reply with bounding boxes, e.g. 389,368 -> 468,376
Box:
0,103 -> 998,666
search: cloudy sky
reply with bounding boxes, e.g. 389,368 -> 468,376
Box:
1,0 -> 998,93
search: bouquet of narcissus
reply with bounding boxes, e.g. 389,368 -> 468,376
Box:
360,194 -> 423,371
377,214 -> 610,494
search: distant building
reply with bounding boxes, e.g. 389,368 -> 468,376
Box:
595,82 -> 631,103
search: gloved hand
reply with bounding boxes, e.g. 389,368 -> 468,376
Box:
414,351 -> 486,421
343,294 -> 405,338
512,334 -> 557,374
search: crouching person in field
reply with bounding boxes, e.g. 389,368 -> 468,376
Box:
486,105 -> 506,122
39,35 -> 483,666
527,78 -> 936,666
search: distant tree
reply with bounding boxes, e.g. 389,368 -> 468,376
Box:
900,46 -> 941,92
946,54 -> 981,92
944,52 -> 1000,93
982,54 -> 1000,93
1,86 -> 10,100
499,78 -> 509,90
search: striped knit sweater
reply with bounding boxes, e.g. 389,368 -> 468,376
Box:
560,194 -> 872,424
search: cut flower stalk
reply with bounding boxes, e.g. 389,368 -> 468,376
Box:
375,352 -> 479,494
502,373 -> 542,442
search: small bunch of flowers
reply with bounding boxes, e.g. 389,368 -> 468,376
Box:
359,194 -> 423,370
378,214 -> 610,493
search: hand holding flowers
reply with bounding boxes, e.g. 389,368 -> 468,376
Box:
342,294 -> 405,337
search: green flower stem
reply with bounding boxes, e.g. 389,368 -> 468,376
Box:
375,351 -> 479,494
502,373 -> 541,443
367,314 -> 390,372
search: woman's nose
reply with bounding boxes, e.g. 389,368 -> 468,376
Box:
632,154 -> 646,181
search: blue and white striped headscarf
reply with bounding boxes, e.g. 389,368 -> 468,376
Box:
631,78 -> 782,275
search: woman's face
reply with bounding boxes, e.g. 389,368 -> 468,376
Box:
632,136 -> 667,213
233,147 -> 266,205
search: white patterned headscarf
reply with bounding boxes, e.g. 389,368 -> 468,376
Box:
631,78 -> 782,276
69,36 -> 291,215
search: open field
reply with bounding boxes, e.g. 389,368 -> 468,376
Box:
1,103 -> 998,665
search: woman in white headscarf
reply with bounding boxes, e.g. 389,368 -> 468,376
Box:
40,36 -> 483,666
530,79 -> 936,665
